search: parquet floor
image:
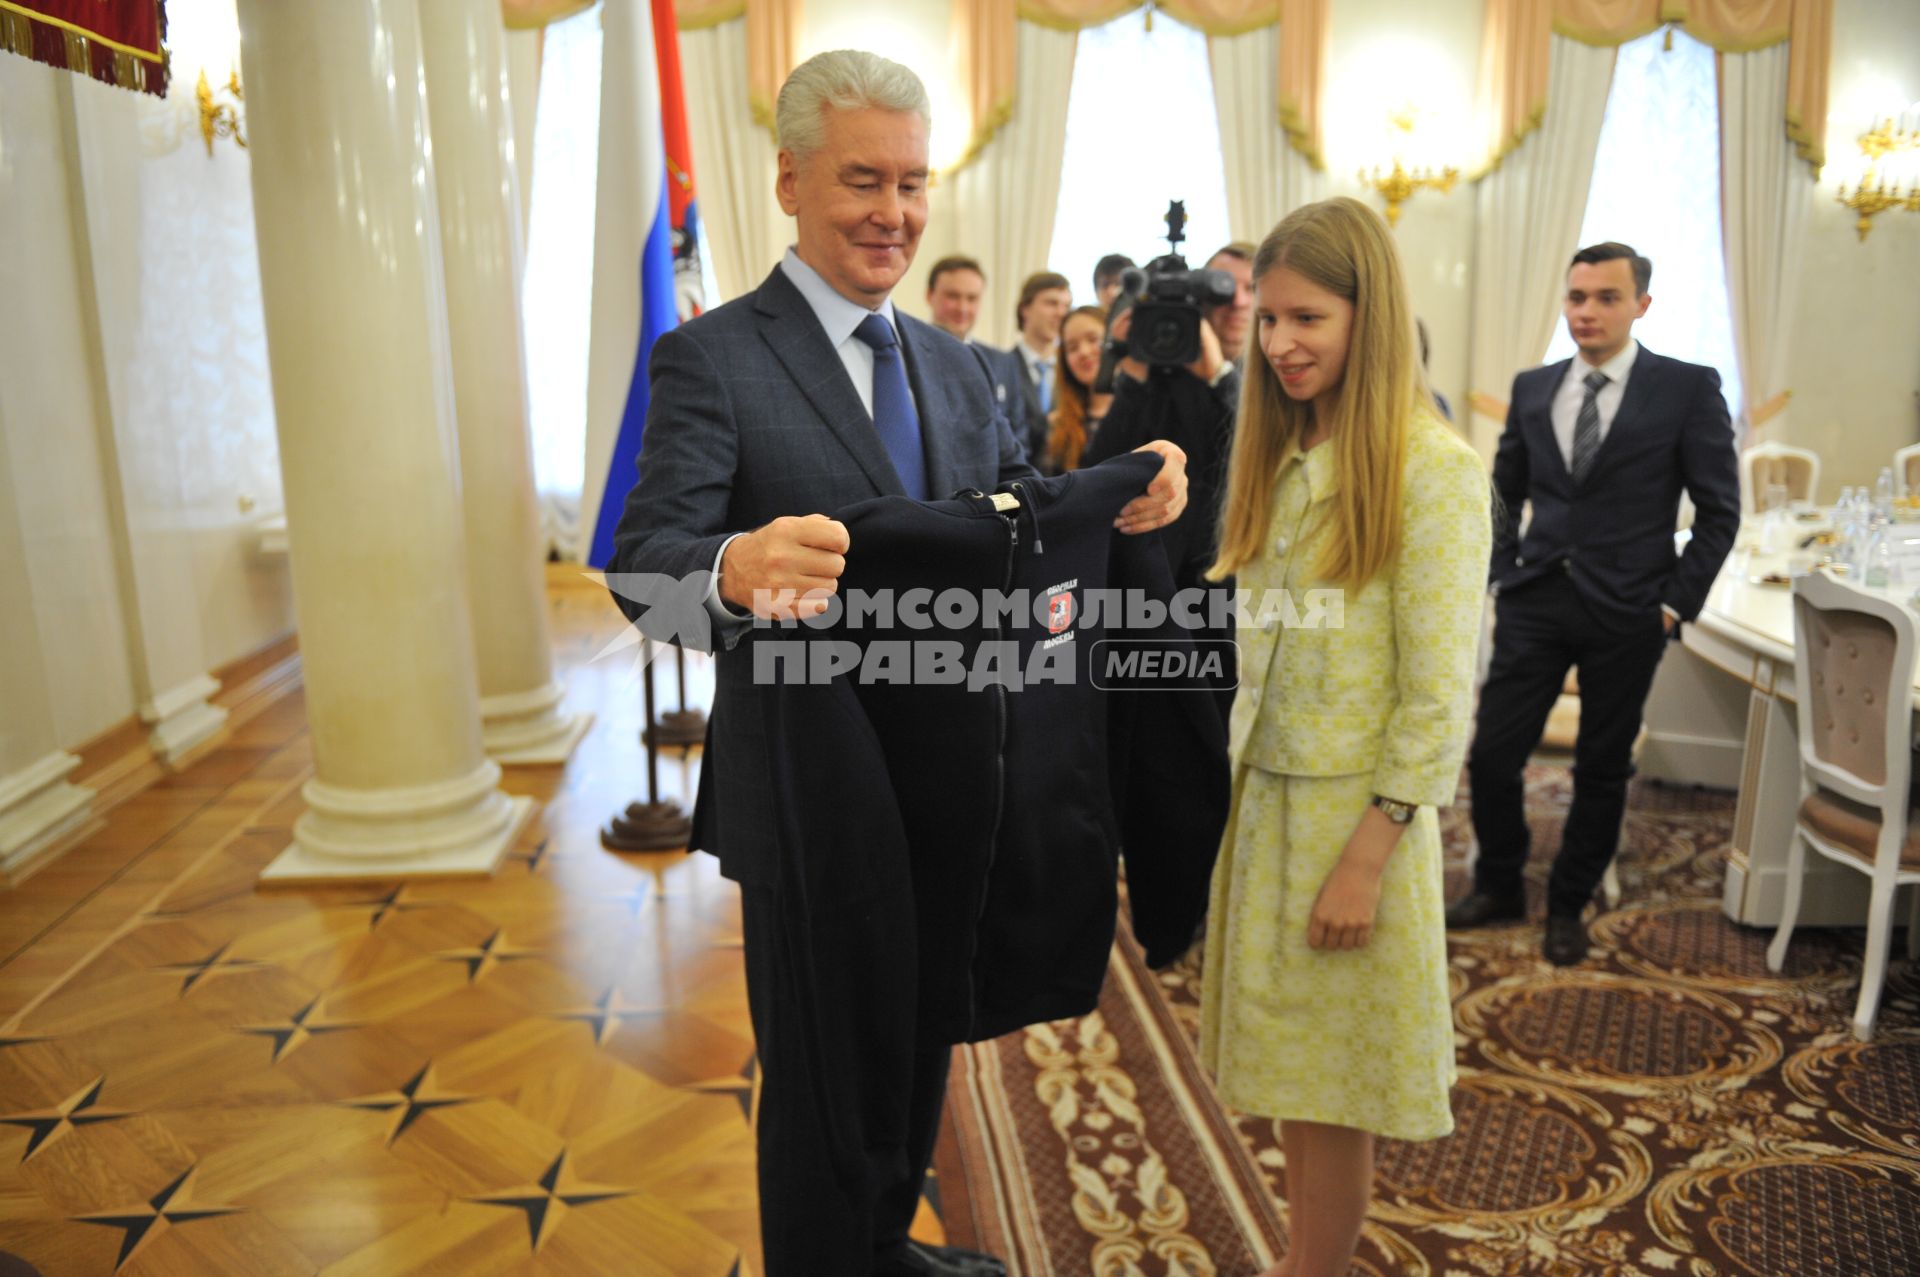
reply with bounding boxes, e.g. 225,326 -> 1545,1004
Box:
0,577 -> 946,1275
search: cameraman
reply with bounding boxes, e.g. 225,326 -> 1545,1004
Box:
1093,253 -> 1137,307
1088,240 -> 1250,503
1084,243 -> 1252,724
1090,241 -> 1251,725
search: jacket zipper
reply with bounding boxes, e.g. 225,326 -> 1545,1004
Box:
966,510 -> 1019,1038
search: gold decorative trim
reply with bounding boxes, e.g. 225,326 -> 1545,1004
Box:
0,0 -> 166,62
1278,94 -> 1325,171
675,1 -> 747,32
1551,15 -> 1668,48
1016,1 -> 1139,35
1163,3 -> 1280,38
1784,105 -> 1824,174
503,0 -> 596,30
938,94 -> 1015,179
1468,102 -> 1548,182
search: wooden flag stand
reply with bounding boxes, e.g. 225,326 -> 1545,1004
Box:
600,639 -> 694,851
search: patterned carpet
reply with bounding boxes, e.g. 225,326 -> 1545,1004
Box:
946,765 -> 1920,1276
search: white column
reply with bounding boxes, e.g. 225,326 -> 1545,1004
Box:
0,432 -> 97,883
504,25 -> 542,247
236,0 -> 530,881
419,0 -> 589,766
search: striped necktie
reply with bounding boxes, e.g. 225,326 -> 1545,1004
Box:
1569,369 -> 1609,484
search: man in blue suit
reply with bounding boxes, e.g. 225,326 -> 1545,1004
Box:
1449,241 -> 1739,965
604,49 -> 1187,1277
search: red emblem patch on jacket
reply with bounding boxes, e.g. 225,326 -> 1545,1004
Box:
1047,592 -> 1075,634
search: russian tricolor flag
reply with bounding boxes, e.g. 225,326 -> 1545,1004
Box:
583,0 -> 702,568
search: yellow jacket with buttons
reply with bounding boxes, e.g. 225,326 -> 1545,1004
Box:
1229,410 -> 1492,808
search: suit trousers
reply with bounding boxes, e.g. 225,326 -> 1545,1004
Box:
1467,570 -> 1669,917
740,884 -> 950,1275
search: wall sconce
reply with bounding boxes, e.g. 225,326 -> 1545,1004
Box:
1360,106 -> 1457,229
1836,113 -> 1919,242
197,67 -> 246,156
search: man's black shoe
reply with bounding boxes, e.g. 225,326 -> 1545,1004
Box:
1444,889 -> 1527,929
873,1241 -> 1009,1277
1544,914 -> 1590,966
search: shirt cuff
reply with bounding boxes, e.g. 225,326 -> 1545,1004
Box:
1208,361 -> 1234,388
705,533 -> 753,623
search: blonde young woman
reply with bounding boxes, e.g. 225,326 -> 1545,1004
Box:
1200,197 -> 1490,1277
1043,305 -> 1113,474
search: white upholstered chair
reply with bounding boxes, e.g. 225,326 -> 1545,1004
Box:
1768,570 -> 1920,1039
1740,441 -> 1820,516
1894,442 -> 1920,498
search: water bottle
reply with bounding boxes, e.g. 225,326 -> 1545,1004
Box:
1877,466 -> 1896,517
1866,524 -> 1900,589
1835,488 -> 1859,567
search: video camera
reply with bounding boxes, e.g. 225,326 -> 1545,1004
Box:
1093,201 -> 1236,392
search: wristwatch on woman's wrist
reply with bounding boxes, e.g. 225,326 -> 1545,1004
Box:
1371,794 -> 1417,824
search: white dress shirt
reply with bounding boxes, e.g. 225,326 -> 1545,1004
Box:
1016,339 -> 1053,396
776,247 -> 915,420
706,249 -> 917,620
1545,339 -> 1676,622
1550,339 -> 1638,469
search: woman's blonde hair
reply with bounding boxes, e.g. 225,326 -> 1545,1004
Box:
1047,306 -> 1109,473
1209,197 -> 1432,589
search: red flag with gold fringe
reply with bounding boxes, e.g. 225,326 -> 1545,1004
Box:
0,1 -> 169,97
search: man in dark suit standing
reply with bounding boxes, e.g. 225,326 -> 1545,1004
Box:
980,271 -> 1071,465
1448,241 -> 1739,965
604,50 -> 1187,1277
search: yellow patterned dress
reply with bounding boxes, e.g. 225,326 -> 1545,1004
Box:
1198,411 -> 1491,1141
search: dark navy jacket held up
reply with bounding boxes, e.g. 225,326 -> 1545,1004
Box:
758,452 -> 1230,1049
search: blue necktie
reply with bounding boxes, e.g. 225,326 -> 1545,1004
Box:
1037,358 -> 1055,413
854,312 -> 928,500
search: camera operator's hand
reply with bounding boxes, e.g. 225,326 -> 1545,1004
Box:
1186,316 -> 1225,384
1115,440 -> 1188,534
1109,309 -> 1149,384
720,514 -> 848,620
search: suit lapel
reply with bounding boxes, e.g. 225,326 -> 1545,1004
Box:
752,269 -> 904,499
1533,359 -> 1575,489
897,317 -> 955,498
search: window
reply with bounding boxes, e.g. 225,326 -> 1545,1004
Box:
522,3 -> 603,500
1048,13 -> 1232,301
1544,27 -> 1744,423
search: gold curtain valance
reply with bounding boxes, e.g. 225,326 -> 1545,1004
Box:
1477,0 -> 1830,176
951,0 -> 1322,175
668,0 -> 798,136
674,0 -> 746,27
502,0 -> 595,30
1019,2 -> 1281,37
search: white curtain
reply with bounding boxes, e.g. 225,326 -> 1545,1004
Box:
680,16 -> 789,303
946,21 -> 1077,350
521,5 -> 602,552
1467,34 -> 1614,460
1720,42 -> 1809,445
1208,23 -> 1323,246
